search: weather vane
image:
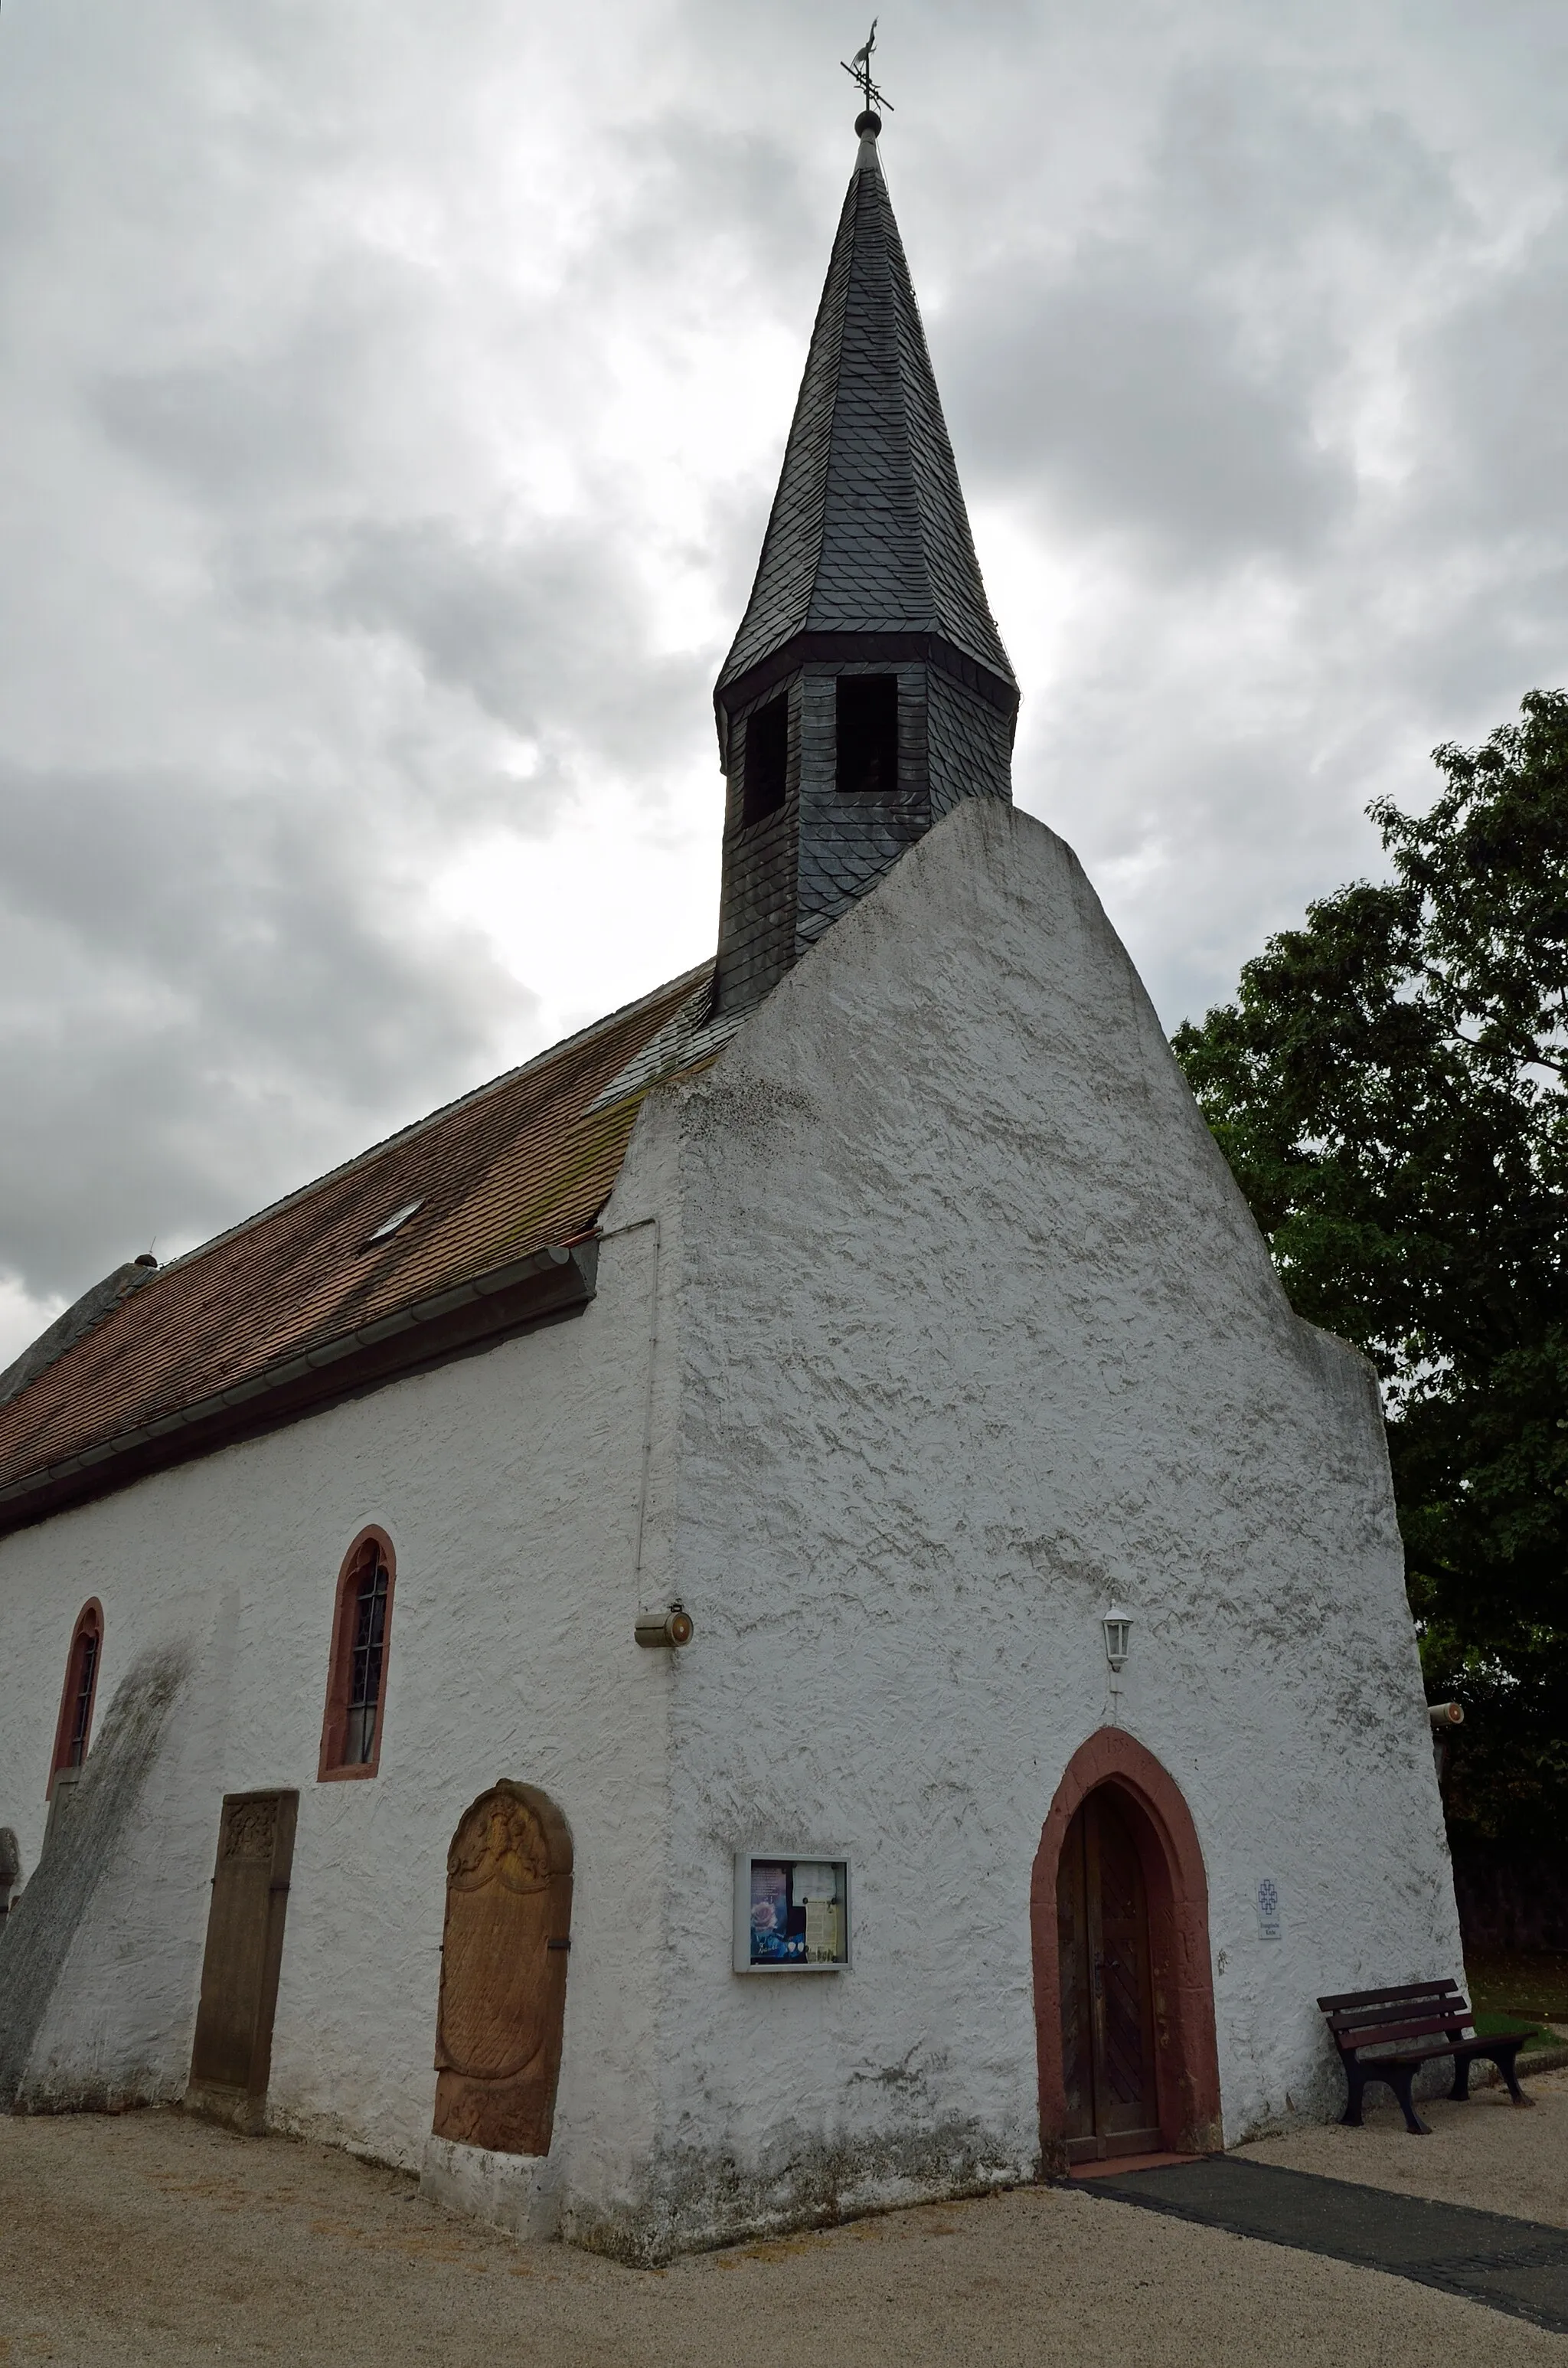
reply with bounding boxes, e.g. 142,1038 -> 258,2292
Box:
841,18 -> 893,116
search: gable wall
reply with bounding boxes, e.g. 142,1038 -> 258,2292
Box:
0,1127 -> 684,2223
596,796 -> 1458,2257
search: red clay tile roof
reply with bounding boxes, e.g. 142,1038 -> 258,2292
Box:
0,964 -> 710,1516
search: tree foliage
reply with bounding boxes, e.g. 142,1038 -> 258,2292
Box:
1172,689 -> 1568,1845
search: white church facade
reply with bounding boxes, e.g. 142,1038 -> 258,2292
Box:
0,112 -> 1459,2264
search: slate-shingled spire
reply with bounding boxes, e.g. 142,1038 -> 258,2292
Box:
713,110 -> 1018,1017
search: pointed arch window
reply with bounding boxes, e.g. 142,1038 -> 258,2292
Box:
318,1530 -> 396,1781
49,1600 -> 103,1796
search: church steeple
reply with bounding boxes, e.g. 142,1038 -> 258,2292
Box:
713,109 -> 1018,1017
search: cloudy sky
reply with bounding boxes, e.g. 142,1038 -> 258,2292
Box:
2,0 -> 1566,1362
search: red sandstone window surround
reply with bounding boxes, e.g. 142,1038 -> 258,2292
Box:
48,1600 -> 103,1797
318,1529 -> 396,1782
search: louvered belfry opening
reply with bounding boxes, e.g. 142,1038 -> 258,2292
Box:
712,113 -> 1019,1018
836,677 -> 898,796
742,692 -> 790,826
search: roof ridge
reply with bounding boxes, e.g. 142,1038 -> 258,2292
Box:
148,961 -> 713,1289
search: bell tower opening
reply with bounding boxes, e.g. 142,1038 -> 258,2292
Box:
742,693 -> 791,826
836,676 -> 898,796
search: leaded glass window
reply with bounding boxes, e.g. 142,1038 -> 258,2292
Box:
66,1626 -> 99,1767
51,1602 -> 103,1794
342,1549 -> 389,1766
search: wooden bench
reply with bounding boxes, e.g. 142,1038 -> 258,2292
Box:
1317,1978 -> 1536,2134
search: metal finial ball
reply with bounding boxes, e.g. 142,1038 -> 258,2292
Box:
854,110 -> 882,137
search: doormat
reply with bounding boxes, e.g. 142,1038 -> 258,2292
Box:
1084,2154 -> 1568,2334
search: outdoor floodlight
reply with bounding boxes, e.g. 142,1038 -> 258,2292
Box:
635,1601 -> 695,1650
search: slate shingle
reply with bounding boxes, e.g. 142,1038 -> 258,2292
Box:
717,129 -> 1015,701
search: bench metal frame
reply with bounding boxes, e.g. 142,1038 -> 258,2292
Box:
1317,1978 -> 1534,2135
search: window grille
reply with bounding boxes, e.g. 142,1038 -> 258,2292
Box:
66,1627 -> 99,1767
342,1548 -> 389,1766
319,1533 -> 394,1780
49,1602 -> 103,1796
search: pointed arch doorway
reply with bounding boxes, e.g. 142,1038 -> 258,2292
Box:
1056,1787 -> 1161,2158
1031,1731 -> 1223,2170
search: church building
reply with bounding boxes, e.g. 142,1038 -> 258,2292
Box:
0,110 -> 1460,2262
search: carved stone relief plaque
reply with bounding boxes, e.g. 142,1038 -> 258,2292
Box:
222,1797 -> 278,1859
432,1781 -> 573,2157
188,1789 -> 299,2129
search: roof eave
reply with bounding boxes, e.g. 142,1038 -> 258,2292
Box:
0,1238 -> 599,1541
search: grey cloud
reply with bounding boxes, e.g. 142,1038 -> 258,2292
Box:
952,247 -> 1353,561
87,237 -> 469,519
96,312 -> 368,509
303,519 -> 709,778
1145,69 -> 1463,263
1407,214 -> 1568,540
5,0 -> 1568,1352
941,66 -> 1468,570
619,112 -> 823,298
0,760 -> 534,1297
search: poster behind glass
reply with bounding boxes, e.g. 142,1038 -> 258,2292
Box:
738,1854 -> 850,1970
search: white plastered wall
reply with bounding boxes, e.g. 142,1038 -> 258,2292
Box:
595,795 -> 1460,2256
18,1585 -> 237,2108
0,1108 -> 684,2229
0,796 -> 1462,2262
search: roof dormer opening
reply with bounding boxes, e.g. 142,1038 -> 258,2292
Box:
362,1199 -> 423,1249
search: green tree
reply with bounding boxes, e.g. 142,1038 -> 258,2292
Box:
1172,689 -> 1568,1846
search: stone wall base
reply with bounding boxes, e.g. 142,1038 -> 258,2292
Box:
419,2134 -> 559,2240
560,2118 -> 1031,2266
184,2081 -> 266,2134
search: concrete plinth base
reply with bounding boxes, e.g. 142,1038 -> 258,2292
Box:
183,2081 -> 266,2135
419,2134 -> 559,2240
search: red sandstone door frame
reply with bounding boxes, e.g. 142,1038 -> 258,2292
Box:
1031,1730 -> 1223,2170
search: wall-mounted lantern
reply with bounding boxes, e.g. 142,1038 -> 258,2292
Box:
635,1601 -> 694,1649
1102,1608 -> 1133,1673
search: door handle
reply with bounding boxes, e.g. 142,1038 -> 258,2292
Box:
1093,1951 -> 1105,2000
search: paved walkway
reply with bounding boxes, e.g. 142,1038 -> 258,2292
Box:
1090,2154 -> 1568,2333
2,2074 -> 1566,2364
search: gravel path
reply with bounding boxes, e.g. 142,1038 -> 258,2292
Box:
3,2078 -> 1566,2365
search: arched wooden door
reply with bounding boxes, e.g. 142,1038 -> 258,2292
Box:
1033,1731 -> 1222,2167
432,1781 -> 573,2157
1056,1787 -> 1161,2163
